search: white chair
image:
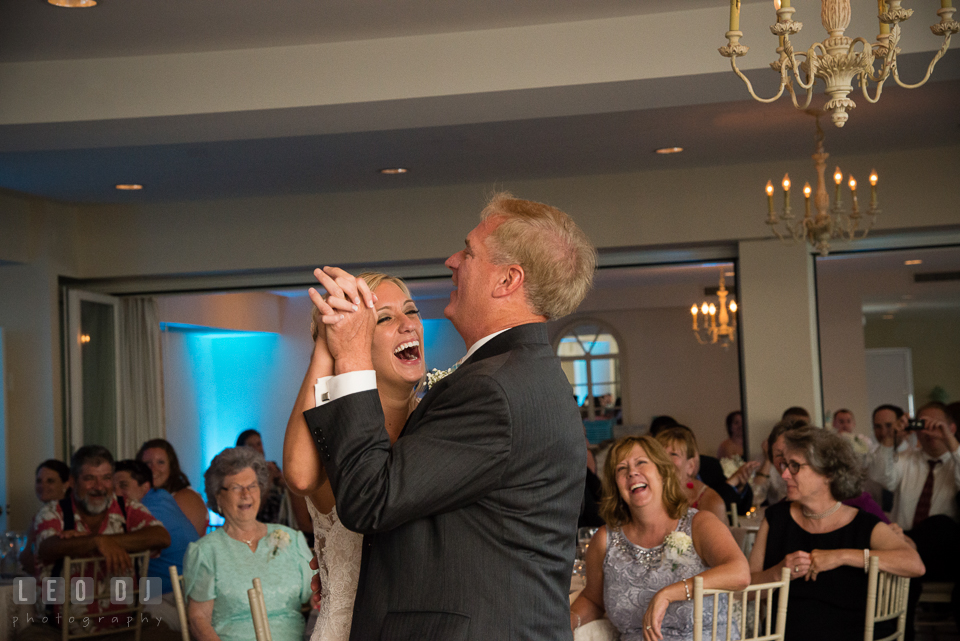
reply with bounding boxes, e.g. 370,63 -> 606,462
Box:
864,555 -> 910,641
247,577 -> 273,641
694,566 -> 791,641
60,550 -> 151,641
727,508 -> 740,528
168,565 -> 190,641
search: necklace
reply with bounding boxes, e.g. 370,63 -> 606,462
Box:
613,528 -> 664,566
802,501 -> 842,520
227,525 -> 261,547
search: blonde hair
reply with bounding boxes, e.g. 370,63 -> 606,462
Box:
310,272 -> 413,341
481,192 -> 596,320
599,435 -> 689,527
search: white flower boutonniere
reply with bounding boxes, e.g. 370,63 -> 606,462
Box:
663,531 -> 694,572
843,432 -> 872,455
268,529 -> 291,559
426,365 -> 457,389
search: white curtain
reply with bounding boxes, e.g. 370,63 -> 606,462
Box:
117,297 -> 165,458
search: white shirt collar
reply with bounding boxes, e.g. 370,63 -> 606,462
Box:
458,329 -> 510,366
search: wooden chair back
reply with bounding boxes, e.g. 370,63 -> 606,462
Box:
694,566 -> 791,641
60,550 -> 151,641
247,577 -> 273,641
864,555 -> 910,641
168,565 -> 190,641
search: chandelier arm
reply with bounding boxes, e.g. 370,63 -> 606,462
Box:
891,34 -> 954,89
788,48 -> 818,91
860,72 -> 886,104
730,56 -> 790,103
786,78 -> 816,110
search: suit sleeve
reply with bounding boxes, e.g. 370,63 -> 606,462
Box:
303,375 -> 512,534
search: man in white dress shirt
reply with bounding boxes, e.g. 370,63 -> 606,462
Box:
868,401 -> 959,640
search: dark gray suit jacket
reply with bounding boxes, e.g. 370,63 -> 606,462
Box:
304,322 -> 585,641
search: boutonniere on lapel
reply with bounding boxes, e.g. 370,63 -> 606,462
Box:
426,365 -> 458,389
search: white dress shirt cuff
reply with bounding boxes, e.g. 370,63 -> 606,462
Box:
314,371 -> 376,406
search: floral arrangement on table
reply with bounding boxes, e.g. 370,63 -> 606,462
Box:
720,455 -> 745,480
663,531 -> 695,572
268,529 -> 291,559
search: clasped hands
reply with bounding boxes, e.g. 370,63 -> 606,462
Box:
308,267 -> 378,375
57,530 -> 133,575
782,549 -> 844,582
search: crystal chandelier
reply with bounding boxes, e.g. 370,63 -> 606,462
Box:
720,0 -> 959,127
691,269 -> 738,347
764,113 -> 880,256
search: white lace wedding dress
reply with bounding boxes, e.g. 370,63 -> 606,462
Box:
307,500 -> 363,641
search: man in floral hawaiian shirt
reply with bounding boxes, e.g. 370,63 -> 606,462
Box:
28,445 -> 170,638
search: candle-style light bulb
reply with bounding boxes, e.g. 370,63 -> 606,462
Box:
869,170 -> 878,186
691,305 -> 699,330
833,167 -> 843,208
701,303 -> 709,315
765,180 -> 776,220
848,175 -> 857,191
803,182 -> 812,219
774,0 -> 781,8
782,173 -> 791,216
708,304 -> 717,316
729,301 -> 738,313
869,169 -> 879,210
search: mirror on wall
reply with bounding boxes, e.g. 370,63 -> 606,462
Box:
817,245 -> 960,433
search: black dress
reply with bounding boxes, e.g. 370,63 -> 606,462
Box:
763,501 -> 893,641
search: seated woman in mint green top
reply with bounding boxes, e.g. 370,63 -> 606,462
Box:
184,447 -> 313,641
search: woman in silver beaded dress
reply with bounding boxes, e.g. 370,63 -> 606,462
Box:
570,435 -> 750,641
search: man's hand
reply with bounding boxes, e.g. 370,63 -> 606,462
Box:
727,461 -> 761,490
877,417 -> 905,448
308,267 -> 376,375
922,415 -> 959,453
93,536 -> 133,576
309,555 -> 322,610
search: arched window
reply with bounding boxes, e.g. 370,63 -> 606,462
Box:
556,322 -> 621,421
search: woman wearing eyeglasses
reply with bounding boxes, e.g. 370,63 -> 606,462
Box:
749,427 -> 924,641
183,447 -> 314,641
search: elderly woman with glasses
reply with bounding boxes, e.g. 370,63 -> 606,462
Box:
184,447 -> 313,641
749,427 -> 924,641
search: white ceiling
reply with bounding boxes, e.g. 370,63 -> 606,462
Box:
0,0 -> 759,62
0,0 -> 957,204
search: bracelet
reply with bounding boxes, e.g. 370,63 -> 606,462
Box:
863,548 -> 870,573
683,578 -> 692,601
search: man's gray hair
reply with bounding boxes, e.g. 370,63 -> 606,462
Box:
203,446 -> 269,515
481,192 -> 596,320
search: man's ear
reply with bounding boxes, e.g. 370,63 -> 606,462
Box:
492,265 -> 525,299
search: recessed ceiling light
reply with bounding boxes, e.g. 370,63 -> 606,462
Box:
882,314 -> 895,320
379,168 -> 408,175
48,0 -> 97,7
724,271 -> 735,277
904,259 -> 922,265
655,147 -> 684,155
115,184 -> 143,190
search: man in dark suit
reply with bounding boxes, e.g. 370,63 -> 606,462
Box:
305,194 -> 596,641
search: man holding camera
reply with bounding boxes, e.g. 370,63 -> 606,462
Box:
868,401 -> 959,640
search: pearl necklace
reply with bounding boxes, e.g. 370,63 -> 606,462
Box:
802,501 -> 842,520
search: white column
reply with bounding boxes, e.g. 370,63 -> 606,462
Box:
738,239 -> 823,456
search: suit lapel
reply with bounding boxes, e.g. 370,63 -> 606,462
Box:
399,323 -> 549,438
